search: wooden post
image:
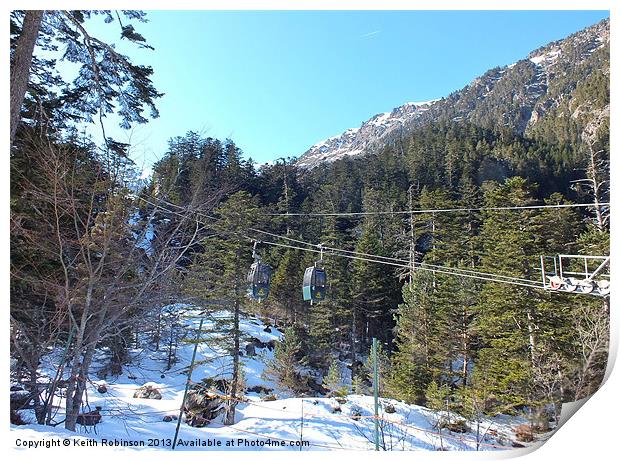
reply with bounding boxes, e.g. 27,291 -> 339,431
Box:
172,317 -> 204,450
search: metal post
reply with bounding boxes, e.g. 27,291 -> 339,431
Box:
172,317 -> 204,450
299,398 -> 304,451
585,256 -> 611,281
372,337 -> 380,451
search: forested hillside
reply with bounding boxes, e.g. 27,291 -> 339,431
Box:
10,11 -> 609,443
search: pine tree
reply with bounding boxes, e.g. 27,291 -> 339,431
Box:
263,326 -> 305,393
267,248 -> 306,323
389,271 -> 437,404
325,361 -> 346,396
184,191 -> 261,425
473,177 -> 543,412
304,196 -> 351,369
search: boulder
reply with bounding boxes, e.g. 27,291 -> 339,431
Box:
10,390 -> 32,411
246,385 -> 273,395
252,338 -> 268,349
11,409 -> 27,425
245,344 -> 256,356
306,379 -> 328,395
133,384 -> 162,400
97,384 -> 108,394
442,420 -> 468,433
384,403 -> 396,414
183,389 -> 223,427
181,379 -> 233,427
514,424 -> 534,443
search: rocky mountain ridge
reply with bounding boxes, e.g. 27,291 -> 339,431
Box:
296,18 -> 609,169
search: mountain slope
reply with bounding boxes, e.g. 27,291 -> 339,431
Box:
296,101 -> 436,169
296,19 -> 609,169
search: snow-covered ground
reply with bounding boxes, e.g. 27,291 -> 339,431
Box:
11,305 -> 543,452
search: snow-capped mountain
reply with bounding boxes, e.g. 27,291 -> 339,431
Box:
296,18 -> 609,169
296,101 -> 436,169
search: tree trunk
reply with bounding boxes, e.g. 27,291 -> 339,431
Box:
10,10 -> 43,146
461,307 -> 469,387
223,288 -> 241,425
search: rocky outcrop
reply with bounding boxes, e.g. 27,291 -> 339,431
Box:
296,101 -> 435,169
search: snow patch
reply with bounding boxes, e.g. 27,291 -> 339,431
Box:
529,49 -> 561,65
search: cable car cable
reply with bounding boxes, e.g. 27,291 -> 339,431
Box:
262,202 -> 610,217
258,239 -> 545,290
135,196 -> 574,291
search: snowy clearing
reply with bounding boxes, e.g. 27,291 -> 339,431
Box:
11,305 -> 544,452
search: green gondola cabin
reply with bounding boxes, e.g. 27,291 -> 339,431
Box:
303,266 -> 327,302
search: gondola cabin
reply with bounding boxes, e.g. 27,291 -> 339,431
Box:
302,266 -> 327,302
247,262 -> 272,302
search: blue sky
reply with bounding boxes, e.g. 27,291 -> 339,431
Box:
82,10 -> 609,169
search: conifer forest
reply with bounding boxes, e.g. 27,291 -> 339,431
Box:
9,10 -> 611,452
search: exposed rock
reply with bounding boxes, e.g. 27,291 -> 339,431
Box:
97,384 -> 108,394
514,424 -> 534,443
246,385 -> 273,395
10,390 -> 32,411
296,102 -> 436,169
133,384 -> 162,400
11,409 -> 27,425
77,406 -> 102,426
306,379 -> 328,395
384,403 -> 396,414
183,387 -> 223,428
245,343 -> 256,356
442,419 -> 468,433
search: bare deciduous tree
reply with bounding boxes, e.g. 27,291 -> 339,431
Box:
10,133 -> 211,431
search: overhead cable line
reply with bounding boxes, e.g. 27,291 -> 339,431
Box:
258,239 -> 545,290
136,196 -> 549,290
263,202 -> 610,217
